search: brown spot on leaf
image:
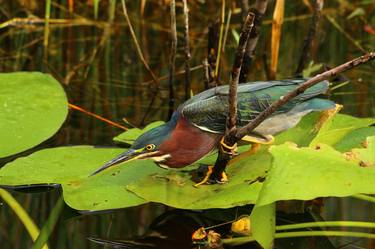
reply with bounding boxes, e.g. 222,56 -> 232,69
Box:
362,140 -> 369,148
359,161 -> 368,167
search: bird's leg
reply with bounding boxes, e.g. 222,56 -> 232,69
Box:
248,143 -> 261,155
194,165 -> 229,187
194,138 -> 235,187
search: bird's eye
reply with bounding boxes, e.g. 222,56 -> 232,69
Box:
145,144 -> 155,151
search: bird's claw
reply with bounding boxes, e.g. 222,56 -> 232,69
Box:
219,137 -> 238,156
194,166 -> 228,187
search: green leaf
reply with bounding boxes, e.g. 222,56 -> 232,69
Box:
351,136 -> 375,167
0,146 -> 158,211
0,72 -> 68,158
347,8 -> 365,19
274,112 -> 321,146
310,113 -> 375,148
334,127 -> 375,152
113,121 -> 165,145
127,149 -> 271,209
257,143 -> 375,206
250,203 -> 275,249
302,61 -> 323,78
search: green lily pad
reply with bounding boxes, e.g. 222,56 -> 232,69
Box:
334,127 -> 375,152
113,121 -> 165,145
351,136 -> 375,167
250,203 -> 275,249
310,113 -> 375,147
0,72 -> 68,158
257,142 -> 375,206
0,146 -> 163,210
127,149 -> 271,209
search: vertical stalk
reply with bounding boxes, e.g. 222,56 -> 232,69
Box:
214,0 -> 226,81
182,0 -> 191,100
295,0 -> 324,76
269,0 -> 284,80
168,0 -> 177,118
239,0 -> 269,83
43,0 -> 51,63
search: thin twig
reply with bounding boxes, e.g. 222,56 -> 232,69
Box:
209,11 -> 256,181
120,0 -> 159,90
210,53 -> 375,182
68,103 -> 128,130
168,0 -> 177,118
228,12 -> 256,129
239,0 -> 269,83
182,0 -> 191,100
295,0 -> 324,76
206,20 -> 220,88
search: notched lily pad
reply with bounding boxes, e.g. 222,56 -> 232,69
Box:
0,72 -> 68,158
257,142 -> 375,206
0,146 -> 164,211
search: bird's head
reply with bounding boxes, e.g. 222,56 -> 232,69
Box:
90,117 -> 177,176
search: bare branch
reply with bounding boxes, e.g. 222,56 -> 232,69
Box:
228,12 -> 256,129
234,52 -> 375,141
210,52 -> 375,182
239,0 -> 269,83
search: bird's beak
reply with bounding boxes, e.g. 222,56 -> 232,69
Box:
90,149 -> 148,176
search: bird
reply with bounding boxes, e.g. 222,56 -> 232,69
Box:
91,79 -> 336,185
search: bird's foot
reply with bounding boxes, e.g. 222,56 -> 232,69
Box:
219,137 -> 238,156
194,166 -> 228,187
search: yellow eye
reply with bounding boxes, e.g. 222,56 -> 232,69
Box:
145,144 -> 155,151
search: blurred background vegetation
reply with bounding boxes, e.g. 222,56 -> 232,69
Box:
0,0 -> 374,248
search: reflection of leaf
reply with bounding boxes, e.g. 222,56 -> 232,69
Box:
113,121 -> 165,145
0,72 -> 68,158
257,143 -> 375,206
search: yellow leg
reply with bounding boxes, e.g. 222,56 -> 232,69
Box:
249,143 -> 261,155
194,166 -> 228,187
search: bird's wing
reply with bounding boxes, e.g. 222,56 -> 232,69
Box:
181,79 -> 330,134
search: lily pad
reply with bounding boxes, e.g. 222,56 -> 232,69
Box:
0,146 -> 163,210
351,136 -> 375,167
113,121 -> 165,145
127,149 -> 271,209
334,127 -> 375,152
310,113 -> 375,147
257,142 -> 375,206
0,72 -> 68,158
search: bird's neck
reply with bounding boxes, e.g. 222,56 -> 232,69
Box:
156,117 -> 221,168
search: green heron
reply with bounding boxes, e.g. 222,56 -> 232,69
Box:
91,79 -> 335,185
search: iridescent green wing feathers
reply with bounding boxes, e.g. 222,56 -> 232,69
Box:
181,79 -> 334,133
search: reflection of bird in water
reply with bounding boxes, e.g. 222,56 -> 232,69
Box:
92,79 -> 335,184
